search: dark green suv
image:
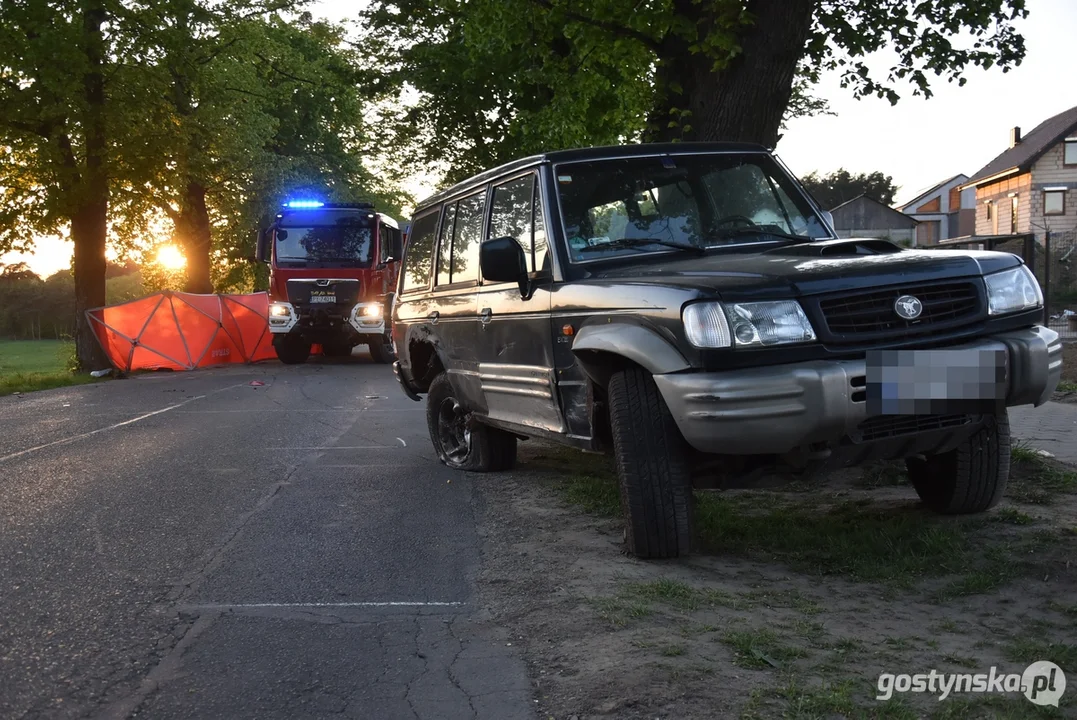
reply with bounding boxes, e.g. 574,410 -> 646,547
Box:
391,142 -> 1061,559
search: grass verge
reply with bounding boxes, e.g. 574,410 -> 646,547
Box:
0,371 -> 98,396
1008,442 -> 1077,503
537,439 -> 1074,598
0,340 -> 101,396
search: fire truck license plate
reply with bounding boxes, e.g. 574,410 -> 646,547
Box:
310,293 -> 335,304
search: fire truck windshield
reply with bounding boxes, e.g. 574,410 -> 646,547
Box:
275,223 -> 373,266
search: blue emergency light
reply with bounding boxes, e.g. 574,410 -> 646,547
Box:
283,200 -> 325,209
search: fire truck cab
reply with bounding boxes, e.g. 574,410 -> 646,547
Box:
255,200 -> 402,365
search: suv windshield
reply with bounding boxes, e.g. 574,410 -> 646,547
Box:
555,153 -> 832,262
275,221 -> 373,266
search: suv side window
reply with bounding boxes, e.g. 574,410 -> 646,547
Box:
490,174 -> 535,273
533,179 -> 548,273
436,203 -> 457,287
448,190 -> 486,285
400,210 -> 438,293
489,172 -> 549,273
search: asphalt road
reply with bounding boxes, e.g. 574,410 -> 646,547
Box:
0,354 -> 534,720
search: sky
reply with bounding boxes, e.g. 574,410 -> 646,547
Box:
5,0 -> 1075,277
775,0 -> 1077,205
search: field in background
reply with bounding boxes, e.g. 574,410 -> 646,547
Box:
0,340 -> 96,395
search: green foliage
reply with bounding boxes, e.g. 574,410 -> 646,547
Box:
800,168 -> 900,210
0,261 -> 142,340
113,3 -> 407,292
360,0 -> 656,186
0,0 -> 103,252
2,0 -> 407,300
359,0 -> 1028,179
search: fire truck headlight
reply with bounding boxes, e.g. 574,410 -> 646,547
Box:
361,303 -> 383,319
270,303 -> 293,318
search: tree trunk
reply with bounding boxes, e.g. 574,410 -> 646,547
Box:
178,181 -> 214,294
646,0 -> 815,147
72,0 -> 110,371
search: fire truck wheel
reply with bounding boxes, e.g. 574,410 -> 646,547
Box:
275,338 -> 311,365
368,339 -> 394,364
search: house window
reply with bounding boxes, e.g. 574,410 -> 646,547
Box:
985,201 -> 993,221
1010,196 -> 1019,234
1045,189 -> 1066,216
1065,139 -> 1077,166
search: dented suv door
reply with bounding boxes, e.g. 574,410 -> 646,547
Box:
473,170 -> 564,433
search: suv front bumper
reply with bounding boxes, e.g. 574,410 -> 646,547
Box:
653,326 -> 1062,456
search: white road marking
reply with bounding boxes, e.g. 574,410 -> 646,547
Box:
182,602 -> 464,608
172,409 -> 416,414
308,464 -> 433,468
265,446 -> 397,450
396,437 -> 407,447
0,382 -> 248,464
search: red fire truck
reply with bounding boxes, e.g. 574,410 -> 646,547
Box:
254,200 -> 403,365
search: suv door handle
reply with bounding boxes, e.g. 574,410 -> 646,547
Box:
479,308 -> 493,324
428,311 -> 439,324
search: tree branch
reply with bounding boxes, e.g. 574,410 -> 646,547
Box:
224,85 -> 272,100
0,117 -> 51,138
254,52 -> 318,85
527,0 -> 663,52
156,199 -> 181,223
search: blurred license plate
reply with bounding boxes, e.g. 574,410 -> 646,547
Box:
310,294 -> 336,304
865,348 -> 1006,415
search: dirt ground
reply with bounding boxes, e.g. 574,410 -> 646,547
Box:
472,442 -> 1077,719
1051,343 -> 1077,404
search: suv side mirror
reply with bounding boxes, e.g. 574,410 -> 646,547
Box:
481,236 -> 530,296
820,210 -> 835,233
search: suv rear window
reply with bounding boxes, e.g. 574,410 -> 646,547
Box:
401,210 -> 438,293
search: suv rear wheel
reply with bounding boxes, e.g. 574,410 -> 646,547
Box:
607,367 -> 694,559
426,372 -> 516,471
905,411 -> 1010,514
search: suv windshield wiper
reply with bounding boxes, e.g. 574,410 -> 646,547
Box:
706,227 -> 815,245
576,237 -> 705,256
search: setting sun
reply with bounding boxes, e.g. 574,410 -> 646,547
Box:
155,245 -> 186,271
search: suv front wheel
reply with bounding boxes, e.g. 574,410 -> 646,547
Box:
426,372 -> 517,472
608,368 -> 694,559
905,411 -> 1010,514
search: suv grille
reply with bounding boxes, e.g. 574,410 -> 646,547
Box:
850,414 -> 971,443
818,282 -> 979,337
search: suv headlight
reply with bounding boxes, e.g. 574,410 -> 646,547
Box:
985,265 -> 1042,316
683,300 -> 816,348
